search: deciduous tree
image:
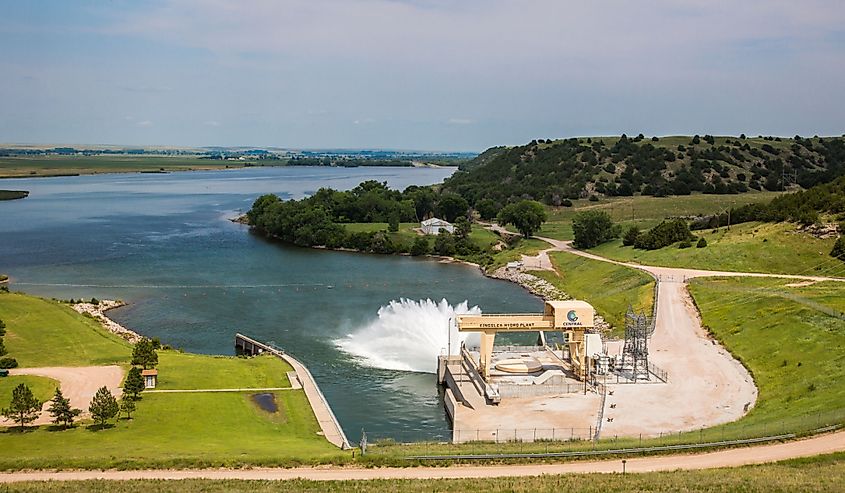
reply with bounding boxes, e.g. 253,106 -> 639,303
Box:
571,211 -> 615,248
496,200 -> 547,238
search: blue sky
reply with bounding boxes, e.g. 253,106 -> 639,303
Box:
1,0 -> 844,151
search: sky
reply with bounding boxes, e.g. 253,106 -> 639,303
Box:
1,0 -> 844,151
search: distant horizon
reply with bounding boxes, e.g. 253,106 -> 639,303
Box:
3,131 -> 845,156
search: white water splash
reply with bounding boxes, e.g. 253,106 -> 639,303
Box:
335,298 -> 481,373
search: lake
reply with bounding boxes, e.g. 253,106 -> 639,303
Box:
0,166 -> 541,441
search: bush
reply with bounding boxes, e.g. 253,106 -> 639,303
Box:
697,237 -> 708,248
678,239 -> 692,249
831,237 -> 845,261
588,195 -> 599,202
622,226 -> 640,246
0,357 -> 18,369
409,236 -> 430,256
561,199 -> 573,207
433,230 -> 456,256
634,219 -> 694,250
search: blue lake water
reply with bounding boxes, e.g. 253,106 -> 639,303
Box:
0,166 -> 542,440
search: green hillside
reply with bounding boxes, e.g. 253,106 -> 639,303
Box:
445,134 -> 845,208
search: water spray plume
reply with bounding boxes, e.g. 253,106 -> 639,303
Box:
336,298 -> 481,373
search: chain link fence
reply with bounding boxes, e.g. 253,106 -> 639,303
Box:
358,407 -> 845,458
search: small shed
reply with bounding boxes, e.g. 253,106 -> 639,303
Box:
421,218 -> 454,235
141,369 -> 158,389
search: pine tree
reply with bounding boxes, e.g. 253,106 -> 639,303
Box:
131,338 -> 158,369
2,383 -> 41,428
0,337 -> 6,357
0,318 -> 6,336
123,367 -> 145,400
48,388 -> 81,428
119,395 -> 136,420
89,386 -> 118,427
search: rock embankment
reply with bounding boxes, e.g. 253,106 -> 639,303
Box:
72,300 -> 143,344
488,266 -> 611,333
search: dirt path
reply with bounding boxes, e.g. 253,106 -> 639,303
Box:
1,366 -> 124,426
0,431 -> 841,482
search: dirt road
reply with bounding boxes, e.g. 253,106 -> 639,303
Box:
0,431 -> 841,482
509,235 -> 843,437
1,366 -> 124,426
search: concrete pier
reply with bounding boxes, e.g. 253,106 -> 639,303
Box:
235,333 -> 350,449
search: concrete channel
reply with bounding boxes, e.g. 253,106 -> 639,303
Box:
235,333 -> 350,449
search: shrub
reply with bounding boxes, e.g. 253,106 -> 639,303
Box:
409,237 -> 431,256
433,230 -> 456,256
0,357 -> 18,369
634,219 -> 694,250
588,195 -> 599,202
622,226 -> 640,247
561,199 -> 573,207
831,237 -> 845,261
678,239 -> 692,249
697,237 -> 708,248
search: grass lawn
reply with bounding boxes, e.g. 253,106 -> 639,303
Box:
0,292 -> 342,469
155,353 -> 292,390
536,192 -> 781,241
0,293 -> 132,367
0,155 -> 251,178
3,453 -> 843,492
0,390 -> 341,470
531,251 -> 654,333
590,222 -> 845,277
342,222 -> 500,255
0,375 -> 59,409
342,222 -> 421,249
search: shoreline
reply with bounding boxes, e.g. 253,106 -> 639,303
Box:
71,299 -> 143,344
233,215 -> 613,332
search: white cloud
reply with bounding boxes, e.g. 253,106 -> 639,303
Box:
136,120 -> 153,127
448,118 -> 474,125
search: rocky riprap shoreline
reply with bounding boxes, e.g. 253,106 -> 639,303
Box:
488,266 -> 612,333
72,300 -> 143,344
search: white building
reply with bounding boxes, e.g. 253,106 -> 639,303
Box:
421,218 -> 455,235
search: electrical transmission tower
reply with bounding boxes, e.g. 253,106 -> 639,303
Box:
618,306 -> 651,381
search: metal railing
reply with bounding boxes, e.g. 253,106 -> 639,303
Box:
358,407 -> 845,458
